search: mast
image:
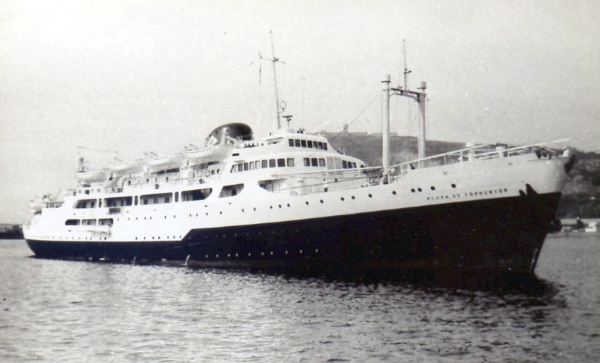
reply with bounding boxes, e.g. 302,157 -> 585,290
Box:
386,79 -> 427,167
402,39 -> 411,90
269,31 -> 282,130
417,82 -> 427,161
382,75 -> 391,177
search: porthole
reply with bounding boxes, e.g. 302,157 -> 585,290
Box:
368,194 -> 372,198
411,189 -> 415,193
392,191 -> 396,195
418,188 -> 422,192
451,184 -> 456,188
305,201 -> 309,205
431,186 -> 435,190
341,197 -> 345,201
320,200 -> 323,203
351,196 -> 355,200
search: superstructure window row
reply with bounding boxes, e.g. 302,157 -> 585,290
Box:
230,158 -> 295,173
72,188 -> 214,209
65,218 -> 113,226
288,139 -> 328,150
303,158 -> 326,167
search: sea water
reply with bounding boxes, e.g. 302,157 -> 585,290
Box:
0,234 -> 598,362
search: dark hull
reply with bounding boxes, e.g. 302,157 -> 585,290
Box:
27,192 -> 561,277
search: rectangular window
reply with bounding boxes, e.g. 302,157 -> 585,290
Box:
269,159 -> 276,168
323,143 -> 328,150
75,199 -> 97,209
304,158 -> 310,167
342,160 -> 348,169
249,162 -> 254,170
317,142 -> 323,149
219,184 -> 244,198
65,219 -> 80,225
230,165 -> 237,173
287,158 -> 295,167
319,158 -> 326,167
105,196 -> 132,207
182,188 -> 212,201
238,163 -> 243,172
288,139 -> 294,147
301,140 -> 307,148
352,162 -> 357,169
277,158 -> 285,167
311,158 -> 318,167
307,140 -> 313,148
243,162 -> 249,171
140,193 -> 173,205
294,139 -> 301,147
262,160 -> 268,168
99,218 -> 113,226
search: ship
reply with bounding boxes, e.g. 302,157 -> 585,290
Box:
23,69 -> 575,278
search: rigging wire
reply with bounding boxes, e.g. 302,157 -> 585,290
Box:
323,92 -> 380,150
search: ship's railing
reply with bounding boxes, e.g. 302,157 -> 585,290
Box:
390,139 -> 570,177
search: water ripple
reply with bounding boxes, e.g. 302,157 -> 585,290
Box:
0,237 -> 599,362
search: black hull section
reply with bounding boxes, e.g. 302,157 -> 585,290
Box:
27,192 -> 561,277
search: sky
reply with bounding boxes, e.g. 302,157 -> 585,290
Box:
1,0 -> 599,223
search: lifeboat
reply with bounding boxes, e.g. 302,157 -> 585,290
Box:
107,159 -> 143,175
183,145 -> 230,166
144,153 -> 184,170
76,170 -> 107,182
